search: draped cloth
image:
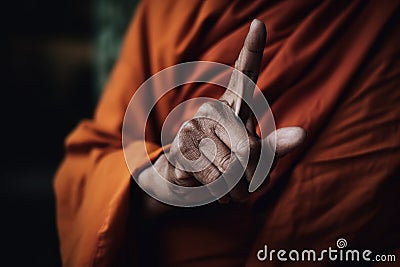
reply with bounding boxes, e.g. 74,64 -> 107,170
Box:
54,1 -> 400,266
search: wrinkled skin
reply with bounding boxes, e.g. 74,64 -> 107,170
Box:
138,19 -> 306,215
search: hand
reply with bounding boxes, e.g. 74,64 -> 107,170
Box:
138,19 -> 306,214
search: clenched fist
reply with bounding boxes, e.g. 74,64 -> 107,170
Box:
138,19 -> 306,213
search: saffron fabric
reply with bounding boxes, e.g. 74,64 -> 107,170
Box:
54,0 -> 400,266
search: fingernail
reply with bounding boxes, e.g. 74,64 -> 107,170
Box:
250,19 -> 259,31
275,127 -> 307,157
247,19 -> 266,52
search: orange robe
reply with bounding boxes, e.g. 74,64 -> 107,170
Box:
54,0 -> 400,266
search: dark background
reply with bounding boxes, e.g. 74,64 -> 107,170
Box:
0,0 -> 137,265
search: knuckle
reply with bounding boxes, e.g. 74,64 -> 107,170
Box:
197,102 -> 214,115
241,70 -> 258,81
198,101 -> 225,117
179,119 -> 204,139
179,141 -> 201,161
236,138 -> 250,152
217,153 -> 231,171
236,135 -> 260,153
177,122 -> 202,160
179,143 -> 197,158
201,167 -> 220,184
181,119 -> 198,132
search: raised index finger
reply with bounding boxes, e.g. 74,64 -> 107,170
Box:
219,19 -> 266,120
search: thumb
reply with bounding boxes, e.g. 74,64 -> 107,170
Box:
266,127 -> 307,158
219,19 -> 266,122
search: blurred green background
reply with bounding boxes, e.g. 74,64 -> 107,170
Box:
1,0 -> 138,265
